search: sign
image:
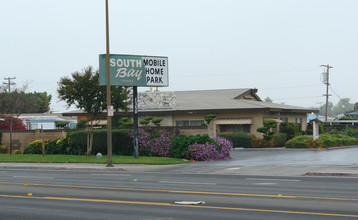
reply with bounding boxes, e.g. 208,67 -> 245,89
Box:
99,54 -> 169,87
107,105 -> 113,116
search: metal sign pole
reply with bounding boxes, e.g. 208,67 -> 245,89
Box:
133,86 -> 139,158
105,0 -> 113,167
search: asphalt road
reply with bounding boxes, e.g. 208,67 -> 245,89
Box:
1,169 -> 358,219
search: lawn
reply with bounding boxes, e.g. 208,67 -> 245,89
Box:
0,154 -> 191,165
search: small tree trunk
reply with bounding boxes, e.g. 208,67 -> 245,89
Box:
89,120 -> 93,156
9,120 -> 13,155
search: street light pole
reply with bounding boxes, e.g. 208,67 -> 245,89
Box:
105,0 -> 113,167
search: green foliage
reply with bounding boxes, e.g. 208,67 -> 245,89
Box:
117,117 -> 133,127
340,116 -> 358,120
23,139 -> 49,154
55,121 -> 68,128
23,92 -> 52,113
45,136 -> 73,155
319,98 -> 354,118
280,122 -> 301,139
272,133 -> 287,147
343,127 -> 358,138
318,133 -> 358,148
57,66 -> 131,116
76,120 -> 88,129
285,135 -> 311,148
152,118 -> 163,126
139,116 -> 162,126
0,130 -> 2,144
256,120 -> 277,140
171,134 -> 217,158
14,149 -> 21,154
69,129 -> 133,155
139,119 -> 150,125
144,116 -> 153,121
218,133 -> 251,148
204,114 -> 216,125
0,145 -> 7,154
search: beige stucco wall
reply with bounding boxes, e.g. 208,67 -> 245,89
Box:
171,111 -> 308,138
2,130 -> 64,154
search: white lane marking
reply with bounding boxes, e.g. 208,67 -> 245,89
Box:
246,178 -> 301,182
226,167 -> 241,170
159,181 -> 217,185
253,182 -> 278,185
13,176 -> 54,179
90,174 -> 132,176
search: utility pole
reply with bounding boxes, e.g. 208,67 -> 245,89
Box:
321,64 -> 333,122
105,0 -> 113,167
3,77 -> 16,93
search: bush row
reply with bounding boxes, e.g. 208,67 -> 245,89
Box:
23,127 -> 233,161
218,133 -> 287,148
24,129 -> 133,156
285,134 -> 358,149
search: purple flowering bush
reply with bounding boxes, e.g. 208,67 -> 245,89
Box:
135,127 -> 233,161
187,136 -> 233,161
137,127 -> 181,157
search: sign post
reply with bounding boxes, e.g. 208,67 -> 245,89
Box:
99,54 -> 168,159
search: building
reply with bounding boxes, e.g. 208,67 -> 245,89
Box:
19,113 -> 77,130
63,88 -> 318,137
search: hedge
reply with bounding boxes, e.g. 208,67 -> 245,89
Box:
68,129 -> 133,155
218,133 -> 251,148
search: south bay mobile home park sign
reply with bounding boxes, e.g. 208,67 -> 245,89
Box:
99,54 -> 168,87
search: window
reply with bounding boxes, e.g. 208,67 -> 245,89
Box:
280,117 -> 288,123
296,118 -> 302,124
219,124 -> 251,133
175,120 -> 204,126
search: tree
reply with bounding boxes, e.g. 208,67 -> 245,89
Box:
256,119 -> 277,141
0,116 -> 27,130
23,92 -> 52,113
0,85 -> 27,154
319,102 -> 334,117
332,98 -> 354,116
264,97 -> 273,103
319,98 -> 354,118
57,66 -> 131,155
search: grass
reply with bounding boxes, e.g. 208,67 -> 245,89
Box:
0,154 -> 191,165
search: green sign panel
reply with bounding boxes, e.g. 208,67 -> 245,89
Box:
99,54 -> 169,87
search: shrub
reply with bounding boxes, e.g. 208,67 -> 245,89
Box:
14,149 -> 21,154
55,121 -> 68,129
23,139 -> 50,154
69,129 -> 133,155
0,145 -> 7,154
280,123 -> 301,139
272,133 -> 287,147
187,136 -> 233,161
136,127 -> 181,157
76,120 -> 88,129
218,133 -> 251,148
171,134 -> 216,158
285,135 -> 325,149
256,120 -> 277,141
0,130 -> 2,144
45,136 -> 73,155
204,114 -> 216,125
249,133 -> 273,148
318,133 -> 358,148
343,127 -> 358,138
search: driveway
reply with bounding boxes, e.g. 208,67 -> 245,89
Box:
165,147 -> 358,176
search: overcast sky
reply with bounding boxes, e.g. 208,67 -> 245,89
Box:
1,0 -> 357,113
